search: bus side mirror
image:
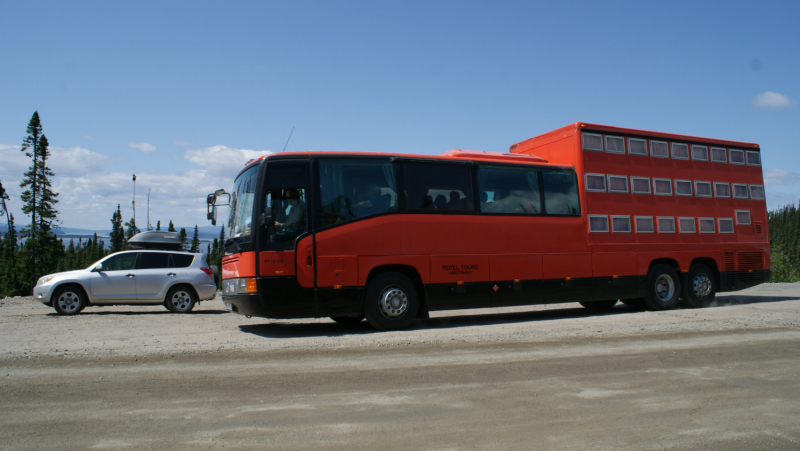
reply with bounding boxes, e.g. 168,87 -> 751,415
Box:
207,207 -> 217,226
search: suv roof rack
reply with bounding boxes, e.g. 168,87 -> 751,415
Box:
127,231 -> 184,250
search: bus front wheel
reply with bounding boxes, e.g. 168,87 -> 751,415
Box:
642,264 -> 681,311
363,272 -> 419,331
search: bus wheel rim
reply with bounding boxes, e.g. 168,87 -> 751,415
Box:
378,286 -> 408,319
57,291 -> 80,312
171,291 -> 192,310
693,274 -> 712,298
654,274 -> 675,302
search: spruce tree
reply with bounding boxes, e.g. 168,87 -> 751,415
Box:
168,220 -> 176,232
124,217 -> 139,242
179,227 -> 187,250
190,225 -> 200,253
0,182 -> 17,294
156,220 -> 161,231
109,205 -> 125,253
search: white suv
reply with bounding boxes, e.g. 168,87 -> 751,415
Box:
33,250 -> 217,315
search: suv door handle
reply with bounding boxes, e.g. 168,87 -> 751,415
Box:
126,274 -> 135,278
167,272 -> 177,277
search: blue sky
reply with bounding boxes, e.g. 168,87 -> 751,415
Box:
1,0 -> 798,229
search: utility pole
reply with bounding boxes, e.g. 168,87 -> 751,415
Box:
132,174 -> 136,233
147,188 -> 152,231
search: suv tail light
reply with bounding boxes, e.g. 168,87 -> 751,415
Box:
201,267 -> 213,278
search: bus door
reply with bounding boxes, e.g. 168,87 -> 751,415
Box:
259,160 -> 311,286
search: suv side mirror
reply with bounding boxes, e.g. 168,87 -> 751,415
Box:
93,264 -> 104,272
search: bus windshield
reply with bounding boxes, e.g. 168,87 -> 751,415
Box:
227,165 -> 259,249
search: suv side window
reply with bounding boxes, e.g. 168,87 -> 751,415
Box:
136,252 -> 170,270
102,253 -> 137,271
169,254 -> 195,268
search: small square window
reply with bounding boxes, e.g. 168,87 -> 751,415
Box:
719,218 -> 734,233
679,217 -> 696,233
608,175 -> 628,193
635,216 -> 654,233
749,185 -> 764,199
585,174 -> 606,192
695,181 -> 712,197
589,215 -> 609,232
628,138 -> 648,156
692,145 -> 709,161
605,136 -> 625,154
582,133 -> 603,151
714,182 -> 731,198
650,141 -> 669,158
711,147 -> 727,163
746,151 -> 761,165
631,177 -> 651,194
611,216 -> 631,232
729,149 -> 745,164
671,143 -> 689,159
675,180 -> 693,196
657,217 -> 675,233
653,178 -> 672,195
736,210 -> 751,225
699,218 -> 715,233
732,184 -> 749,199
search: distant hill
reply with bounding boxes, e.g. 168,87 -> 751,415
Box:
0,224 -> 224,241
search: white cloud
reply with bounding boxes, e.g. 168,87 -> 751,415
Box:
763,169 -> 800,186
49,146 -> 113,178
184,145 -> 271,178
751,91 -> 797,109
170,140 -> 194,147
128,142 -> 156,153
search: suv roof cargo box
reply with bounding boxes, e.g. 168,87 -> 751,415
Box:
127,231 -> 183,250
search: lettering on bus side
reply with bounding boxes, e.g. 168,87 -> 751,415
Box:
263,259 -> 283,264
442,264 -> 478,275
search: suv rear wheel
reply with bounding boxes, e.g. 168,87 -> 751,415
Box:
165,286 -> 196,313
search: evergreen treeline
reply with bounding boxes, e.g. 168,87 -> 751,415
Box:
768,204 -> 800,282
0,111 -> 224,297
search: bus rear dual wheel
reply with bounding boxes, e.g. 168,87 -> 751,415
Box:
363,272 -> 419,331
643,264 -> 717,311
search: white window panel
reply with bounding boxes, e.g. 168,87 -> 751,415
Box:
749,185 -> 764,199
711,147 -> 727,163
714,182 -> 731,198
631,177 -> 651,194
607,175 -> 628,193
582,133 -> 604,151
679,217 -> 696,233
692,145 -> 709,161
675,180 -> 693,196
653,178 -> 672,195
671,143 -> 689,159
589,215 -> 609,232
695,181 -> 712,197
611,216 -> 631,232
699,218 -> 715,233
650,140 -> 669,158
732,184 -> 749,199
585,173 -> 606,192
635,216 -> 654,233
719,218 -> 734,233
628,138 -> 648,156
736,210 -> 751,225
605,136 -> 625,154
746,151 -> 761,165
657,217 -> 675,233
729,149 -> 745,164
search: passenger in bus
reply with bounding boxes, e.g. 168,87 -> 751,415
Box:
447,191 -> 461,209
274,189 -> 306,231
433,195 -> 447,210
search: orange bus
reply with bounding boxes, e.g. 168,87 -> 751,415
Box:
207,122 -> 770,330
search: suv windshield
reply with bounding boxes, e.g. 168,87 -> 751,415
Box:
226,165 -> 259,252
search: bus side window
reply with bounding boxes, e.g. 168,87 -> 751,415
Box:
402,162 -> 474,212
477,165 -> 540,214
542,169 -> 580,215
317,158 -> 397,228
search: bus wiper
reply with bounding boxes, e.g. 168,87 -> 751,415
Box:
224,237 -> 242,253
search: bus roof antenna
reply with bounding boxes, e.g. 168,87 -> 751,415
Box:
282,126 -> 295,152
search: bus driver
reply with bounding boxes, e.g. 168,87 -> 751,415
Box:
274,189 -> 306,231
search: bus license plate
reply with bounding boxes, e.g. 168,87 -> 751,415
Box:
225,303 -> 233,311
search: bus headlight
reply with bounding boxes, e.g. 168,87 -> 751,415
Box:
224,280 -> 237,295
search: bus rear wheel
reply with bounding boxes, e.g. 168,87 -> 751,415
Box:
682,264 -> 716,308
363,272 -> 419,331
642,264 -> 681,311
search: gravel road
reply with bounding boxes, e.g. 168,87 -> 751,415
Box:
1,283 -> 799,450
